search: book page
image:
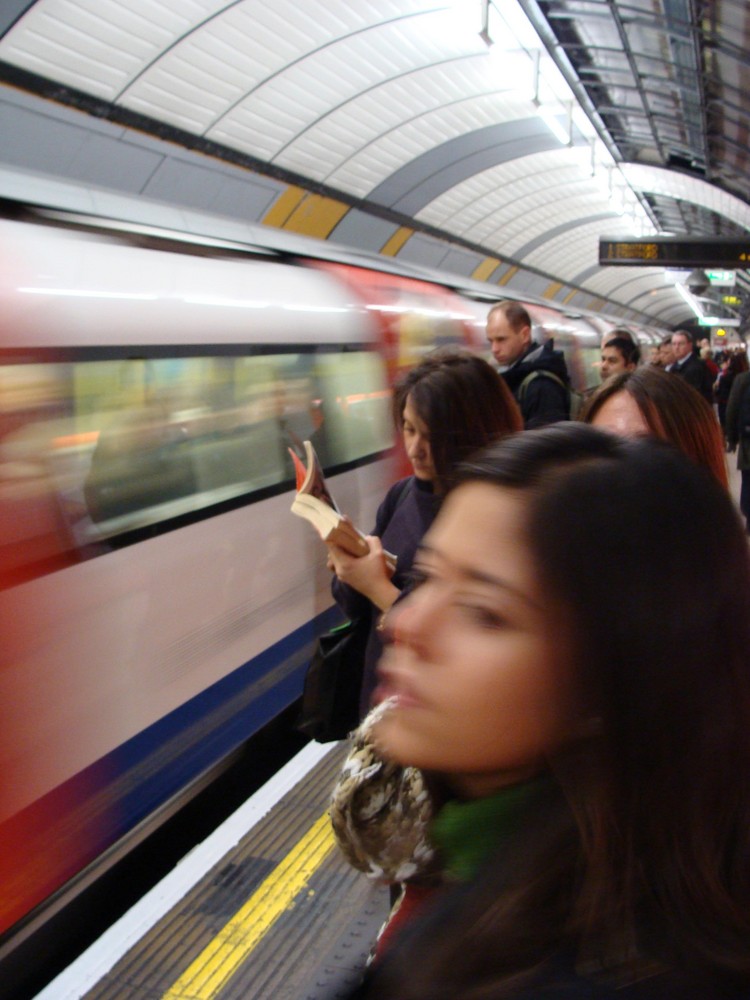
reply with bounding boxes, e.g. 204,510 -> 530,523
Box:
289,442 -> 340,513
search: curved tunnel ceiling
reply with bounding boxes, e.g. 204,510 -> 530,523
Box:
0,0 -> 747,331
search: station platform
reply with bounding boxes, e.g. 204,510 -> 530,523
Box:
36,741 -> 389,1000
28,456 -> 747,1000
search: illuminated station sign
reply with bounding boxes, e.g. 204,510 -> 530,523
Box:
599,237 -> 750,268
706,269 -> 736,287
698,317 -> 740,327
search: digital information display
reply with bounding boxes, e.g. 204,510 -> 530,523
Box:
599,237 -> 750,268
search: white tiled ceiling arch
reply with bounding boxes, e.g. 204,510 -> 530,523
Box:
0,0 -> 747,327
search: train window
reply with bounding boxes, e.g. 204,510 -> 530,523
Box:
538,324 -> 601,394
0,348 -> 390,584
313,351 -> 392,464
583,347 -> 605,389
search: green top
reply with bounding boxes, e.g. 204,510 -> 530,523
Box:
429,779 -> 543,882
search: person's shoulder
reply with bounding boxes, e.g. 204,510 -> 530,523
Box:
532,341 -> 570,379
525,359 -> 569,389
386,476 -> 414,500
686,353 -> 707,372
380,476 -> 415,514
729,371 -> 750,397
674,355 -> 706,386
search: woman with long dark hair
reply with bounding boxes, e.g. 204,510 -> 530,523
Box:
334,424 -> 750,998
327,346 -> 521,717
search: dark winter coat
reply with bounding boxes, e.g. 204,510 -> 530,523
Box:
331,476 -> 439,717
671,352 -> 714,405
340,779 -> 750,1000
726,370 -> 750,472
500,340 -> 571,428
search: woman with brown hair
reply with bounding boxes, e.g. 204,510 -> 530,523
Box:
580,364 -> 728,489
327,346 -> 522,718
334,424 -> 750,999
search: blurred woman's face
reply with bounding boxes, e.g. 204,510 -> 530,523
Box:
402,395 -> 435,482
374,482 -> 576,798
590,391 -> 650,438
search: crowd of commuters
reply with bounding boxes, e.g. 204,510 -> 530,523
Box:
324,312 -> 750,1000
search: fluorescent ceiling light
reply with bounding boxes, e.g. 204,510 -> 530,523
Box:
486,46 -> 534,93
675,281 -> 705,318
537,106 -> 569,145
20,287 -> 158,300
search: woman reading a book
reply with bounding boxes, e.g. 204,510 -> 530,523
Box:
331,424 -> 750,998
326,347 -> 522,719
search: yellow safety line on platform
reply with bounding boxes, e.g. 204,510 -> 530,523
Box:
161,812 -> 335,1000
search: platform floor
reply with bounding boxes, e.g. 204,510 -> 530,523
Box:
37,741 -> 389,1000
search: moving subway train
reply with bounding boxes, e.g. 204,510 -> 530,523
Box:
0,169 -> 664,952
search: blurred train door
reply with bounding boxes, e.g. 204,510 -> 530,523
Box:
308,262 -> 479,475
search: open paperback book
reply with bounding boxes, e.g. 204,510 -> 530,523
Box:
289,441 -> 396,570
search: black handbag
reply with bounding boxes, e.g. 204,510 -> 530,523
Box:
296,617 -> 369,742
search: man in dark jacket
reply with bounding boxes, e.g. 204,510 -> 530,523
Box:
486,301 -> 570,428
670,330 -> 714,405
726,368 -> 750,532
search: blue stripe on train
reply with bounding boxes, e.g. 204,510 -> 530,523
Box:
0,604 -> 346,901
110,602 -> 346,832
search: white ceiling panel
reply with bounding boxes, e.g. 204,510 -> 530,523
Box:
0,0 -> 748,328
584,268 -> 666,298
0,0 -> 224,98
467,183 -> 604,250
291,75 -> 523,191
420,150 -> 592,237
207,15 -> 484,169
523,224 -> 603,276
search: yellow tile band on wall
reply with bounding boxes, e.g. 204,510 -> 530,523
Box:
472,258 -> 501,282
498,265 -> 519,286
283,194 -> 350,238
380,227 -> 413,257
562,288 -> 579,305
543,281 -> 564,299
262,186 -> 307,229
161,813 -> 335,1000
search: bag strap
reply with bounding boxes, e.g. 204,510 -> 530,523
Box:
518,368 -> 567,402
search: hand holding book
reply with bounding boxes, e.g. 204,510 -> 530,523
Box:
289,441 -> 396,570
